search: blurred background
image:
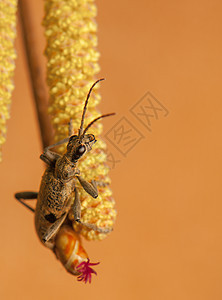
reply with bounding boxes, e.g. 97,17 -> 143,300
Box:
1,0 -> 222,299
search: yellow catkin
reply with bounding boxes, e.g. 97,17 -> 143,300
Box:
0,0 -> 17,161
43,0 -> 116,240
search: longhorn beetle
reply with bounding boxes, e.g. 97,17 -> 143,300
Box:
15,79 -> 115,249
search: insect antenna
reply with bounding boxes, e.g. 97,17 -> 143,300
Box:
82,113 -> 115,137
78,78 -> 105,137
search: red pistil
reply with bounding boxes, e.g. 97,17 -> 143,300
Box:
76,259 -> 100,283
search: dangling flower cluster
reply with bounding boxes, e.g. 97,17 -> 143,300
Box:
0,0 -> 17,161
43,0 -> 116,241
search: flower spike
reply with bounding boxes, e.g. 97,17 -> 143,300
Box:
43,0 -> 117,242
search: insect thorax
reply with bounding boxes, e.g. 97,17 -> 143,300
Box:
55,155 -> 77,182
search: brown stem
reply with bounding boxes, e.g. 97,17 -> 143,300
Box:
18,0 -> 53,149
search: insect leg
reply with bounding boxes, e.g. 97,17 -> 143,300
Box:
73,187 -> 81,221
42,212 -> 68,243
68,119 -> 73,136
40,149 -> 61,166
76,219 -> 113,234
72,187 -> 112,234
15,191 -> 38,213
76,176 -> 98,198
42,119 -> 73,154
43,138 -> 70,151
91,180 -> 109,188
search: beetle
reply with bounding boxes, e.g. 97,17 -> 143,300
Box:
15,78 -> 115,249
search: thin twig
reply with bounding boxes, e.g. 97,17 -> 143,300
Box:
18,0 -> 53,149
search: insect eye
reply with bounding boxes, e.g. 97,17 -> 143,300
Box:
71,144 -> 86,161
76,144 -> 86,155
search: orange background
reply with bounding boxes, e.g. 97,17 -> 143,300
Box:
1,0 -> 222,299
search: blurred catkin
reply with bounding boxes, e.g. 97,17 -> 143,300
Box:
43,0 -> 116,240
0,0 -> 17,161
